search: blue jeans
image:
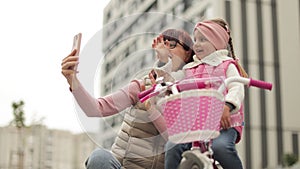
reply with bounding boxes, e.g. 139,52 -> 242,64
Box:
164,142 -> 192,169
164,128 -> 243,169
85,148 -> 121,169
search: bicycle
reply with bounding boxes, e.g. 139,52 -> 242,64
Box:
138,74 -> 272,169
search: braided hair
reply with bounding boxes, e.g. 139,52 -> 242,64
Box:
210,18 -> 248,78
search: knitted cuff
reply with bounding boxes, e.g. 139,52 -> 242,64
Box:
225,102 -> 236,112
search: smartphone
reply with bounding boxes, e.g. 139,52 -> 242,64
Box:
72,32 -> 82,55
71,33 -> 82,70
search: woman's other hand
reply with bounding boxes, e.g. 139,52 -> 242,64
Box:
152,34 -> 170,63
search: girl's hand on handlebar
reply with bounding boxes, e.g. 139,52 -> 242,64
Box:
61,49 -> 80,91
221,105 -> 231,129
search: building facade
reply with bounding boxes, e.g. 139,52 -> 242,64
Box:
100,0 -> 300,168
0,125 -> 97,169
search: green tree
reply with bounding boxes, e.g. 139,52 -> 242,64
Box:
10,100 -> 26,169
283,153 -> 298,167
10,100 -> 26,128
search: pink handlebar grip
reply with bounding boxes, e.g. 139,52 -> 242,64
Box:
138,84 -> 156,100
140,91 -> 159,103
249,78 -> 273,90
140,95 -> 150,103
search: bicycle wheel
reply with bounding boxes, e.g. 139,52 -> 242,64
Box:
178,150 -> 214,169
178,160 -> 203,169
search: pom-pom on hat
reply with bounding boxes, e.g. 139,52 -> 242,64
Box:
194,21 -> 229,50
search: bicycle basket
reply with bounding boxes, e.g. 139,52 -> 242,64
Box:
157,89 -> 224,144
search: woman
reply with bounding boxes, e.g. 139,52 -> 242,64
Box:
61,28 -> 194,169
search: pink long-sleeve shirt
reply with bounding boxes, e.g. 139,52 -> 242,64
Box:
72,79 -> 168,139
72,80 -> 141,117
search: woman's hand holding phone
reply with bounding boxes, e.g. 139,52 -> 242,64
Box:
61,33 -> 82,91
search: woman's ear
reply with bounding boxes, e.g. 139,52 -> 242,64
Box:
184,50 -> 193,63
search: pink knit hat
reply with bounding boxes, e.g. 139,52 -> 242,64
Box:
194,21 -> 229,50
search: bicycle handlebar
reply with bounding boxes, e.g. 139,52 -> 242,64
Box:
138,77 -> 273,102
138,84 -> 156,100
249,78 -> 273,90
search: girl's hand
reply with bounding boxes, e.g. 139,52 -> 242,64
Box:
61,49 -> 80,90
220,105 -> 231,129
148,69 -> 157,85
152,34 -> 170,63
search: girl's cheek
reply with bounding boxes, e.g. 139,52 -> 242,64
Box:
192,44 -> 197,50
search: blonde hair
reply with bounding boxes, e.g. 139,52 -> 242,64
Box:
210,18 -> 248,78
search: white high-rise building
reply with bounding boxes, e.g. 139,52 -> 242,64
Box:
99,0 -> 300,168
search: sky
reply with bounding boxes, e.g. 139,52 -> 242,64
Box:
0,0 -> 110,133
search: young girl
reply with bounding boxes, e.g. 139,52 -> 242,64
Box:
163,18 -> 247,169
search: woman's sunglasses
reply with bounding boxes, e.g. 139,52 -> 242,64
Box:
163,37 -> 190,51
